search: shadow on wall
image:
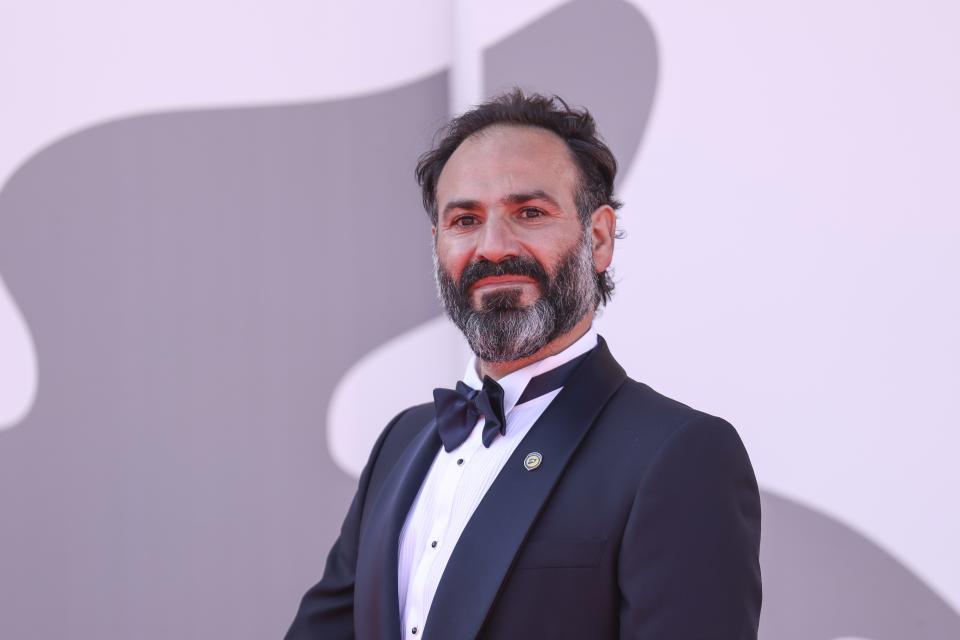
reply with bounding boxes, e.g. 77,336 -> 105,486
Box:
761,491 -> 960,639
0,0 -> 956,638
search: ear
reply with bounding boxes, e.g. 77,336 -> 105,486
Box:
590,205 -> 616,272
432,225 -> 437,238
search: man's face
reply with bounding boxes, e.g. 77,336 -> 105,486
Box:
432,124 -> 600,362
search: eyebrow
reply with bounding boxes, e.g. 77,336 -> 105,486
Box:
440,199 -> 482,220
440,190 -> 562,220
504,190 -> 562,209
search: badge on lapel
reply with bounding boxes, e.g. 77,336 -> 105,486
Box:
523,451 -> 543,471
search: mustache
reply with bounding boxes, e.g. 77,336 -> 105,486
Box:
458,256 -> 549,294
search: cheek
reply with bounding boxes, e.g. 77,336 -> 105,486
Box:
434,241 -> 468,281
529,248 -> 563,279
522,226 -> 578,266
434,250 -> 463,283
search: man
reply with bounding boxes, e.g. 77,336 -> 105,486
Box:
286,90 -> 761,639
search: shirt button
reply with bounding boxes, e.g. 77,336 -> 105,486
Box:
457,458 -> 464,465
412,626 -> 418,635
431,540 -> 438,548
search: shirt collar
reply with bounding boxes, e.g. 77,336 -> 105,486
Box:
461,324 -> 599,416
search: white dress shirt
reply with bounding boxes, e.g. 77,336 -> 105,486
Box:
397,325 -> 599,638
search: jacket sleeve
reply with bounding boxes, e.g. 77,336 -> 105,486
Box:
618,415 -> 762,639
284,409 -> 409,640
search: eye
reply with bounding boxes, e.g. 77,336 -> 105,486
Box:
453,214 -> 479,227
520,207 -> 544,219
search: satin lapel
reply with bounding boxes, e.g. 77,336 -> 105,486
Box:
422,337 -> 626,639
355,417 -> 441,640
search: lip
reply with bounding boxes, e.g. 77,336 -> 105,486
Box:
469,275 -> 537,291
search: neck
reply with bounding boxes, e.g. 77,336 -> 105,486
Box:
477,313 -> 594,381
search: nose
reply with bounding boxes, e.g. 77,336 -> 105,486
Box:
475,213 -> 521,263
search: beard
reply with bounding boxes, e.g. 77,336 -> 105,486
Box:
433,229 -> 598,362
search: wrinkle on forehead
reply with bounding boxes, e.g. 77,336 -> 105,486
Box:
437,124 -> 581,213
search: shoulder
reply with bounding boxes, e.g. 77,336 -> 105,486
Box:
602,376 -> 733,439
380,402 -> 435,449
360,401 -> 435,482
593,376 -> 753,483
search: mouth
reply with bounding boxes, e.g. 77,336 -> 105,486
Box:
469,275 -> 538,292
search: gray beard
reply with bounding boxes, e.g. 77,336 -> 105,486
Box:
433,229 -> 598,362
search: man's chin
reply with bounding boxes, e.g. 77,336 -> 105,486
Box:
466,331 -> 550,363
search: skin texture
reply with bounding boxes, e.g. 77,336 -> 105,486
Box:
432,124 -> 617,380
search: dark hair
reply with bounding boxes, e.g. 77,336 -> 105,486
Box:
415,88 -> 623,305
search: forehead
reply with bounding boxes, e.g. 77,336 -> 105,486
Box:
436,125 -> 580,211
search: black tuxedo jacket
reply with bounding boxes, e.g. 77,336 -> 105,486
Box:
286,337 -> 761,639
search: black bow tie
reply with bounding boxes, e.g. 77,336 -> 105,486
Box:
433,377 -> 507,453
432,349 -> 593,453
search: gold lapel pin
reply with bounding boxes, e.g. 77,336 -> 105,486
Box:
523,451 -> 543,471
